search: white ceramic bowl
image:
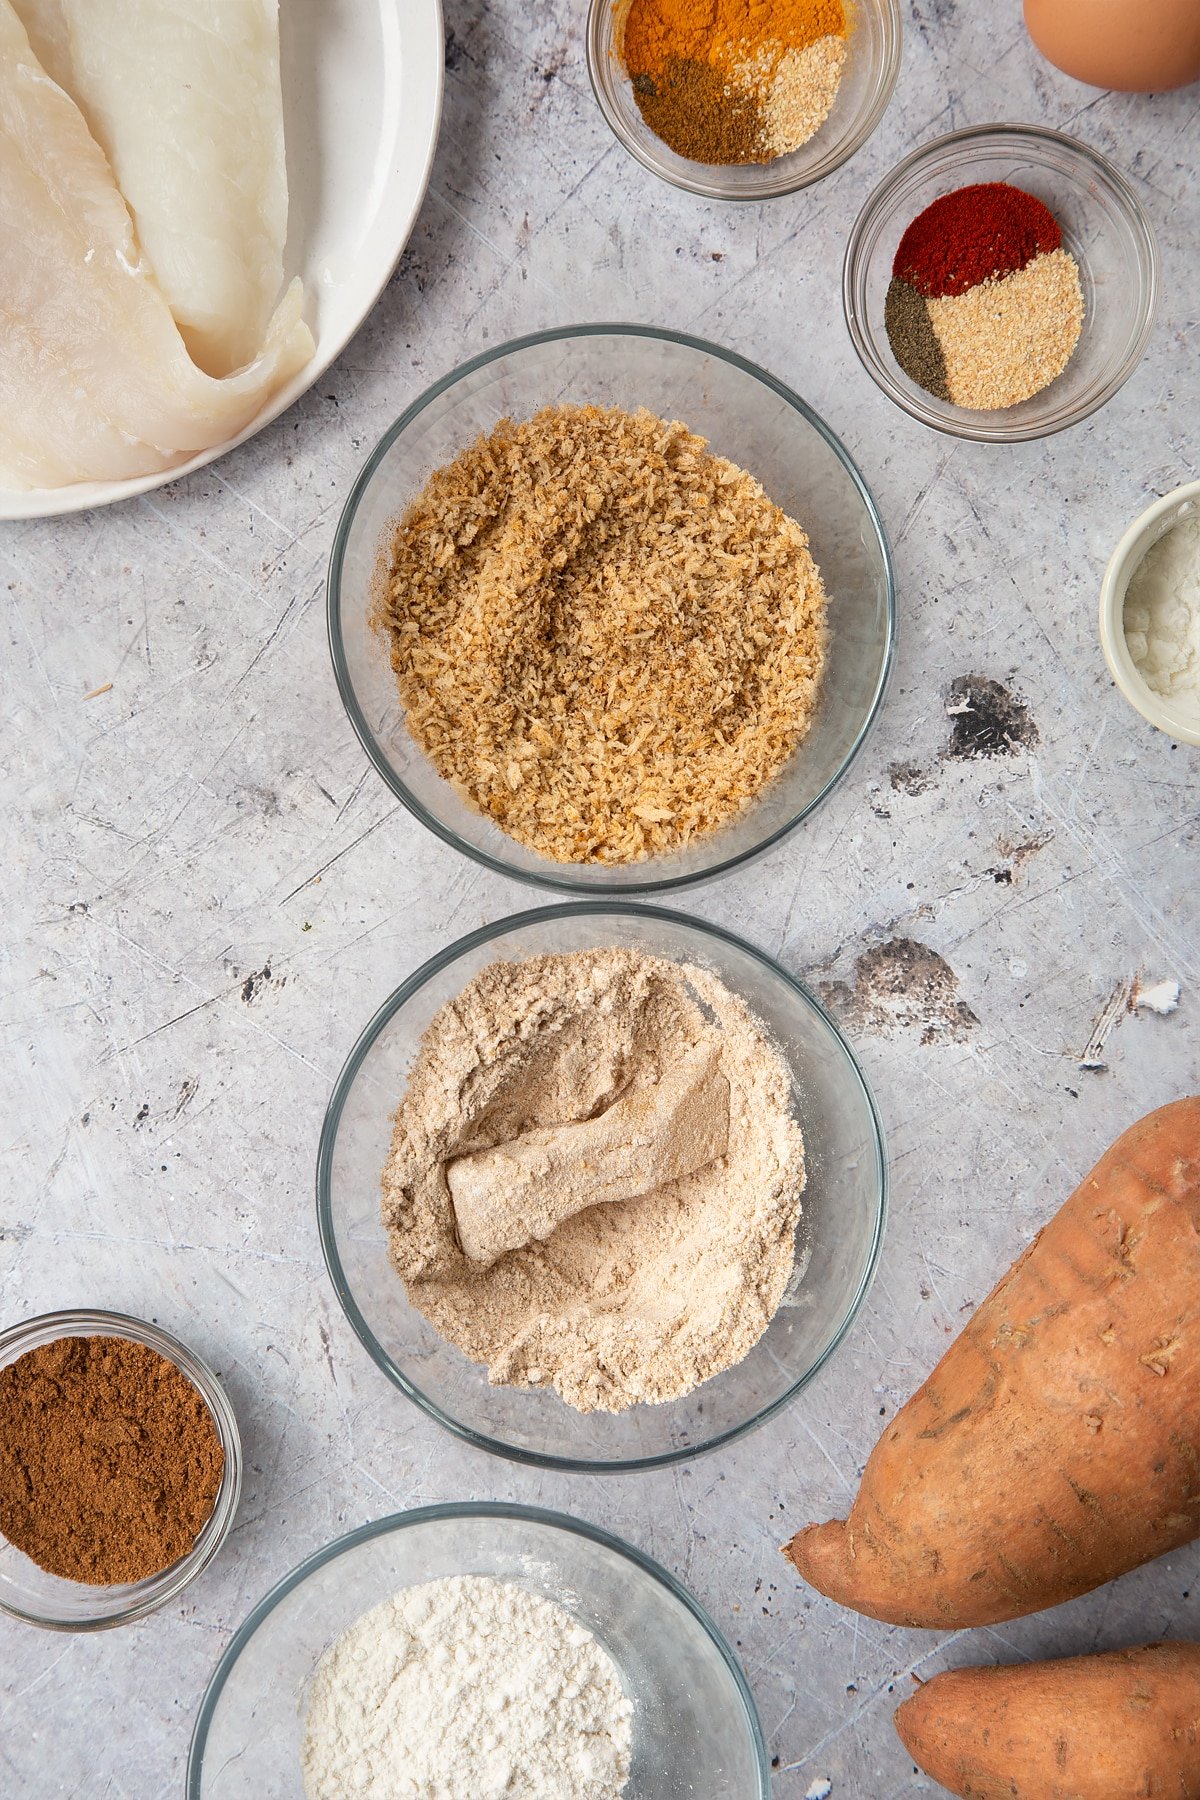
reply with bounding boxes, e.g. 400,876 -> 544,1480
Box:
0,0 -> 444,520
1099,480 -> 1200,748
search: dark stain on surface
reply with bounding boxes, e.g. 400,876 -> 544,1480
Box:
318,1321 -> 338,1388
173,1077 -> 198,1118
945,675 -> 1038,760
913,0 -> 957,31
820,937 -> 978,1043
133,1103 -> 150,1126
444,27 -> 467,70
888,759 -> 937,795
997,828 -> 1054,868
248,786 -> 282,818
242,964 -> 271,1003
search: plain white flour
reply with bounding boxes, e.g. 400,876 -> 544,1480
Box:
301,1576 -> 633,1800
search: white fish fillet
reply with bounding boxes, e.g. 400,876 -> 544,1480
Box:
0,1 -> 313,490
15,0 -> 291,376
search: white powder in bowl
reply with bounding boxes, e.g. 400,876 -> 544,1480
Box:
1122,511 -> 1200,723
301,1575 -> 633,1800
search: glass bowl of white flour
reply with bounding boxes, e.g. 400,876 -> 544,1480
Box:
317,902 -> 887,1471
187,1502 -> 769,1800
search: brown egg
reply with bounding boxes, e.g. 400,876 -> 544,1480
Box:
1024,0 -> 1200,90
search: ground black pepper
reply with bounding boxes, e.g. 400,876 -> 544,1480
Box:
884,278 -> 950,402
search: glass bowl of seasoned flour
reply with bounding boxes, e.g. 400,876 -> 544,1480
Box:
317,903 -> 887,1472
188,1503 -> 769,1799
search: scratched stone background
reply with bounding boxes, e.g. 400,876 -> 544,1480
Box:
2,2 -> 1199,1795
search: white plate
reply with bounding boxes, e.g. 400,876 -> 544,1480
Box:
0,0 -> 444,521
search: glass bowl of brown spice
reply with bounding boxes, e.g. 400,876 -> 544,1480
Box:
328,324 -> 894,893
586,0 -> 902,199
0,1309 -> 241,1630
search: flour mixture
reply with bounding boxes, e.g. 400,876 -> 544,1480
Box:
381,946 -> 806,1413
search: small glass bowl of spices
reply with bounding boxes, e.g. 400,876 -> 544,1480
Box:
0,1309 -> 241,1629
844,123 -> 1158,441
587,0 -> 901,199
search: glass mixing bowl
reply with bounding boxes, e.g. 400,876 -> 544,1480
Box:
317,904 -> 887,1471
187,1503 -> 769,1799
843,123 -> 1159,442
327,324 -> 894,894
0,1309 -> 241,1630
586,0 -> 902,199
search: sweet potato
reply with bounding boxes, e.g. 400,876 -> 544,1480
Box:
894,1642 -> 1200,1799
785,1097 -> 1200,1626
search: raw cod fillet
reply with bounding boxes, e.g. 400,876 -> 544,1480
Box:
0,1 -> 313,490
14,0 -> 291,377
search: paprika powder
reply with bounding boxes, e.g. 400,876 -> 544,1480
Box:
893,182 -> 1063,297
620,0 -> 850,165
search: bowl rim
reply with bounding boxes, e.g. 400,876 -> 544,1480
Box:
185,1499 -> 772,1800
0,1307 -> 242,1631
1098,479 -> 1200,749
842,121 -> 1161,443
316,899 -> 889,1474
326,321 -> 896,896
583,0 -> 904,200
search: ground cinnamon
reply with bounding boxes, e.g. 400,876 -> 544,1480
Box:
0,1334 -> 224,1585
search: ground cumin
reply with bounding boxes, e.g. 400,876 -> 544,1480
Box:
0,1334 -> 224,1585
633,57 -> 762,164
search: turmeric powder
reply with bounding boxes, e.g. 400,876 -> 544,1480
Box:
621,0 -> 850,166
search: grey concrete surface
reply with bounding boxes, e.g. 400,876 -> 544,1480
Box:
2,1 -> 1198,1794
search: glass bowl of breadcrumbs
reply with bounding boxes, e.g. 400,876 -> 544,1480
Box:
328,324 -> 894,894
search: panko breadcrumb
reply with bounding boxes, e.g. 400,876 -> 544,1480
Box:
373,403 -> 829,864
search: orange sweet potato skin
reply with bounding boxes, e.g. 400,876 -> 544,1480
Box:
894,1642 -> 1200,1799
786,1098 -> 1200,1626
